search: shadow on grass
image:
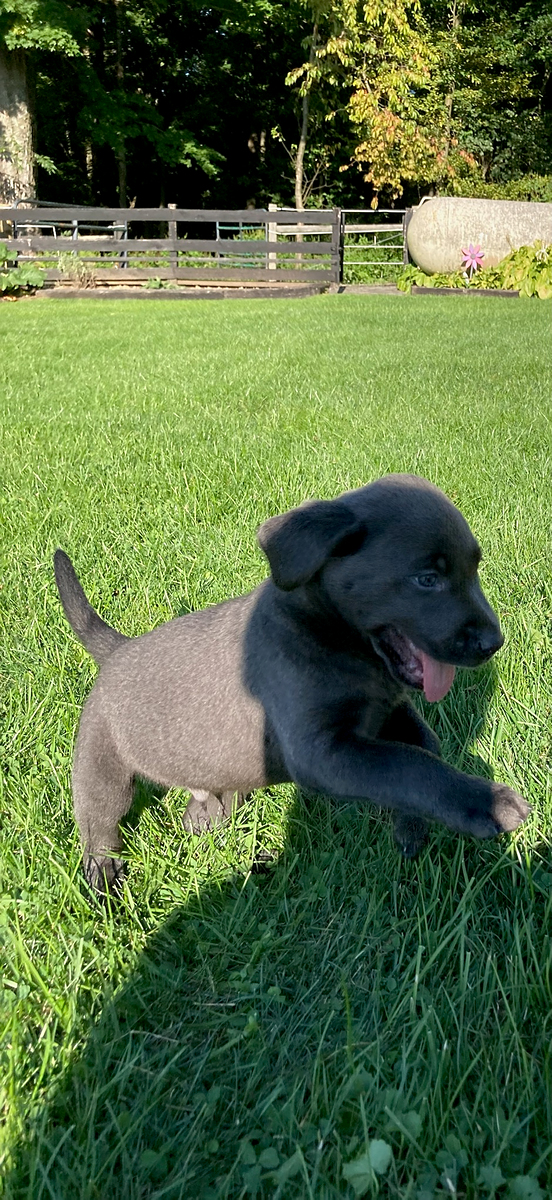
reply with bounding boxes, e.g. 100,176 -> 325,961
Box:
7,661 -> 545,1200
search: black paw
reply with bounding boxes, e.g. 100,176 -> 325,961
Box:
455,782 -> 531,839
393,813 -> 428,858
489,784 -> 531,834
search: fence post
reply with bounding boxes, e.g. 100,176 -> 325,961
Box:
267,202 -> 277,270
402,208 -> 413,264
331,208 -> 342,284
119,220 -> 128,270
168,202 -> 177,276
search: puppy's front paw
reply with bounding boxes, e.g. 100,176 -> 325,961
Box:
84,853 -> 125,897
183,789 -> 224,834
460,782 -> 531,839
489,783 -> 531,834
393,813 -> 428,858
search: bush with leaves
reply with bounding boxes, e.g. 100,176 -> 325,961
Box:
444,174 -> 552,204
398,241 -> 552,298
0,244 -> 45,296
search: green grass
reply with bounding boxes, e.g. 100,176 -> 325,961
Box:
1,294 -> 552,1199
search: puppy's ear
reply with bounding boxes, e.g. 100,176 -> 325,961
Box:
258,500 -> 362,590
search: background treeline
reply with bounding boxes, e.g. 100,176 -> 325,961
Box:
0,0 -> 551,210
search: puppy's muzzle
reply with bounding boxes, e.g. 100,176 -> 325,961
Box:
453,621 -> 504,666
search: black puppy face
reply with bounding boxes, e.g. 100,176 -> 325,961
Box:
259,475 -> 503,703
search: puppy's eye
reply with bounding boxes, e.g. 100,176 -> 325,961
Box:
414,572 -> 439,589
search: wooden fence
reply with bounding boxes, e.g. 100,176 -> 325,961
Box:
0,206 -> 342,288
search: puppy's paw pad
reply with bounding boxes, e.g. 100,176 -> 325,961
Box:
490,785 -> 531,833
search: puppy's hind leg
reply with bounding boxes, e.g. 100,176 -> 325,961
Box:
73,709 -> 134,895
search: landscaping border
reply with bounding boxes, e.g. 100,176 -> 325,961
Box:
34,282 -> 326,300
411,286 -> 520,297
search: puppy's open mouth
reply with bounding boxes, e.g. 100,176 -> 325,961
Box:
371,627 -> 456,703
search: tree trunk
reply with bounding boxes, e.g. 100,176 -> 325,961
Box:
294,22 -> 318,211
0,45 -> 35,203
116,144 -> 127,208
295,90 -> 309,211
114,0 -> 127,206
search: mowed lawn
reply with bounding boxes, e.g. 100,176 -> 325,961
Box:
1,294 -> 551,1199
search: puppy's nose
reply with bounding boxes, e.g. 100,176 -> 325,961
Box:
474,627 -> 504,659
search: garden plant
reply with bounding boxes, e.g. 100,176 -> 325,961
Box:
0,245 -> 44,298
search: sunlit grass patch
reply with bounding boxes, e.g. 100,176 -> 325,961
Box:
0,294 -> 551,1197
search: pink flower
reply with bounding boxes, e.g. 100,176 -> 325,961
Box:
461,243 -> 484,274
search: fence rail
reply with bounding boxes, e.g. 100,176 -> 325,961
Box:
0,204 -> 409,286
3,237 -> 333,255
0,206 -> 337,224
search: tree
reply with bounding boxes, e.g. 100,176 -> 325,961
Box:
287,0 -> 442,206
433,0 -> 552,185
3,0 -> 550,210
33,0 -> 225,206
0,0 -> 81,201
287,0 -> 552,204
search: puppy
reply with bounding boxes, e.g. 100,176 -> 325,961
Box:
54,474 -> 529,892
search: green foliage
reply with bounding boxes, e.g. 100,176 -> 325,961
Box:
0,0 -> 547,210
398,241 -> 552,298
427,0 -> 552,192
0,241 -> 17,265
343,235 -> 404,283
497,243 -> 552,299
343,1139 -> 394,1195
55,250 -> 95,288
0,242 -> 44,293
508,1179 -> 546,1199
143,276 -> 176,289
285,0 -> 552,206
33,151 -> 58,174
288,0 -> 443,204
478,1163 -> 507,1191
0,262 -> 44,293
0,0 -> 84,54
78,81 -> 223,177
444,174 -> 552,204
1,0 -> 552,209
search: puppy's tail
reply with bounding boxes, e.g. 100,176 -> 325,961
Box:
54,549 -> 128,666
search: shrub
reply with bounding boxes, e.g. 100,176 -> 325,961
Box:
443,174 -> 552,204
56,251 -> 96,288
0,243 -> 45,296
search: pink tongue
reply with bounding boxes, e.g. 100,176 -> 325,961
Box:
420,652 -> 456,703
